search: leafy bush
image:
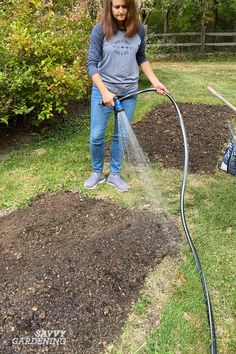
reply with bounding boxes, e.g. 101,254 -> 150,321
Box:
0,1 -> 92,125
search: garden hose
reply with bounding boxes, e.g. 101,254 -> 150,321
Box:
119,88 -> 217,354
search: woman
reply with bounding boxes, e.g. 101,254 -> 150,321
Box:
84,0 -> 168,192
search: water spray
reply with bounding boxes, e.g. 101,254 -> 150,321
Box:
115,88 -> 217,353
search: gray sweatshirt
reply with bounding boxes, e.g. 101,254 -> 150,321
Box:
87,23 -> 147,96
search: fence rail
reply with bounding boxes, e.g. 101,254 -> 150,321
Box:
147,30 -> 236,52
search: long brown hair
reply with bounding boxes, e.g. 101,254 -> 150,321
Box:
101,0 -> 140,39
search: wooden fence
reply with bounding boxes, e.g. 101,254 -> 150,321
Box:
147,29 -> 236,52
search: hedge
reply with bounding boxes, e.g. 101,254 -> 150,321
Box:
0,1 -> 92,125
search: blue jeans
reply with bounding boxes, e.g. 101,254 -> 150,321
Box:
90,85 -> 137,174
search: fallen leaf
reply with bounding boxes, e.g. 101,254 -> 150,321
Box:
176,273 -> 185,283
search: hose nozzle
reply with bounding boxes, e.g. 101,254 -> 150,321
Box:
114,97 -> 124,113
99,97 -> 124,113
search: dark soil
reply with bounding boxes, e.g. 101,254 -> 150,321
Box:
0,103 -> 234,353
0,192 -> 179,354
132,103 -> 235,173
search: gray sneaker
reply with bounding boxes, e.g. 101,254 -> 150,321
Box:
84,172 -> 105,189
107,173 -> 129,192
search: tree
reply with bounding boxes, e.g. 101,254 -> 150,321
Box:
138,0 -> 156,24
159,0 -> 181,33
146,0 -> 182,33
147,0 -> 236,32
184,0 -> 221,29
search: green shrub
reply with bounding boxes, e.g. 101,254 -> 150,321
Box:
0,0 -> 92,125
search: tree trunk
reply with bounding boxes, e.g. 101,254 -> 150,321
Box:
163,9 -> 169,34
143,11 -> 151,25
212,0 -> 219,45
234,16 -> 236,42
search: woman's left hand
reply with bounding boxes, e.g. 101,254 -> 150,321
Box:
154,81 -> 169,96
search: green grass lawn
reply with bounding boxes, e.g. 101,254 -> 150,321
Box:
0,60 -> 236,353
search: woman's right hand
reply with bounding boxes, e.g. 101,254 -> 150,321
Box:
91,74 -> 116,107
102,90 -> 116,107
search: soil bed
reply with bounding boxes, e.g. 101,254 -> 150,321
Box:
0,192 -> 179,354
132,103 -> 234,173
0,103 -> 234,353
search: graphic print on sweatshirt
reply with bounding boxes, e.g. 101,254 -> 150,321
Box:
103,33 -> 140,58
111,38 -> 133,56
